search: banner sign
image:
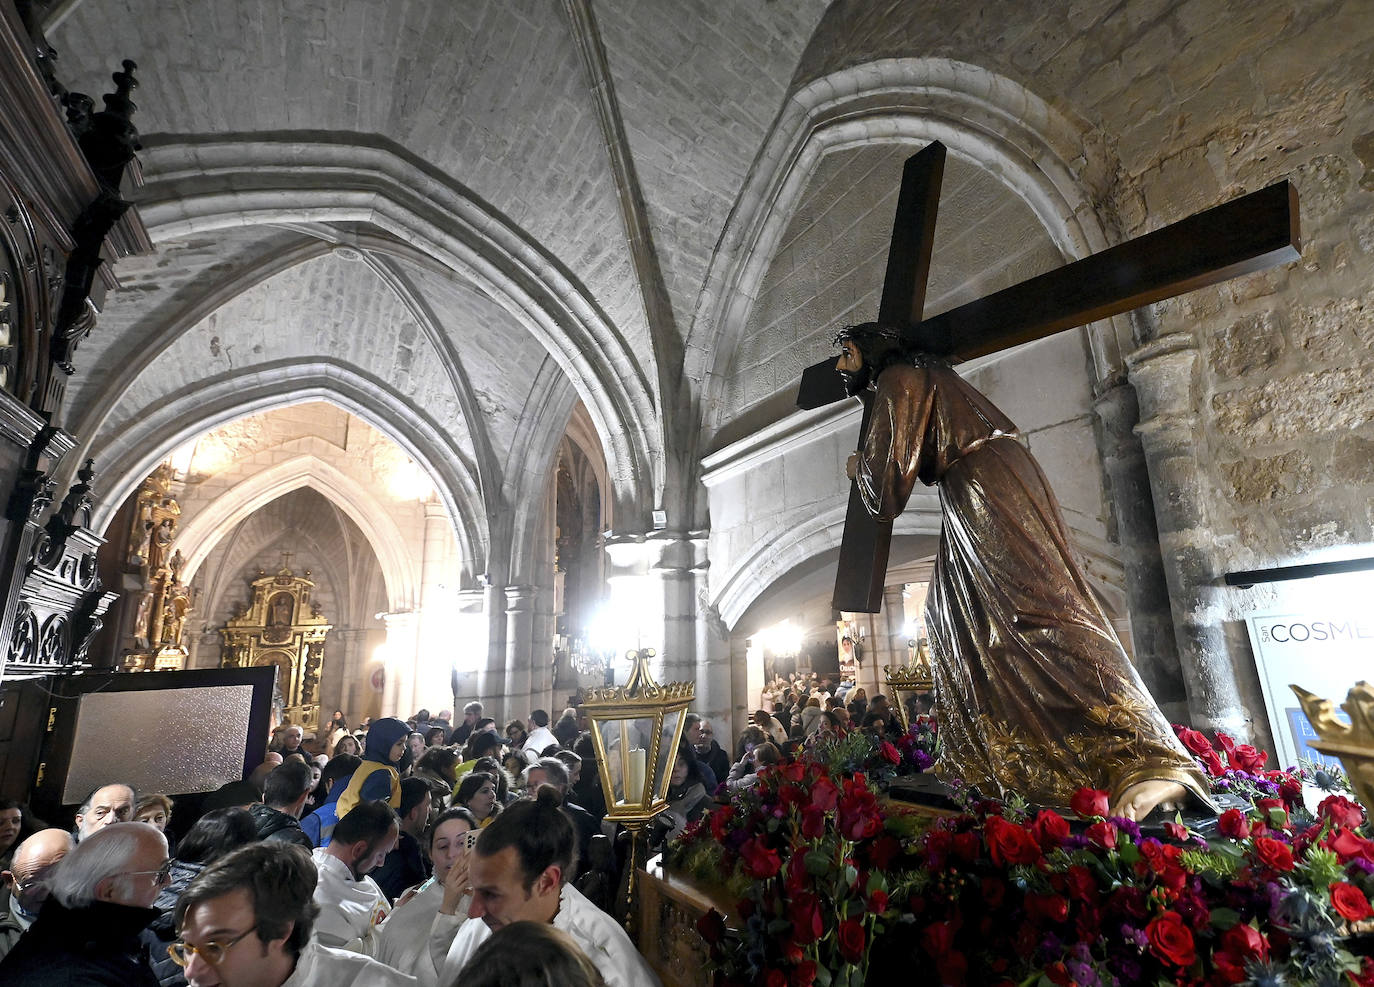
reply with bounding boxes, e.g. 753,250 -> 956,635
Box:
1245,612 -> 1367,771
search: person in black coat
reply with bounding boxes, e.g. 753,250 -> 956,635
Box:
249,760 -> 314,849
369,778 -> 433,901
692,720 -> 731,788
0,822 -> 168,987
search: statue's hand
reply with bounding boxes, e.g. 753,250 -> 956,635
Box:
1110,779 -> 1187,821
846,453 -> 859,480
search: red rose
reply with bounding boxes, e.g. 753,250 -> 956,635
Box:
985,815 -> 1041,866
788,891 -> 825,944
1065,864 -> 1096,902
740,837 -> 781,878
1219,922 -> 1269,961
1229,744 -> 1268,772
1031,809 -> 1071,848
879,740 -> 901,764
1146,911 -> 1196,967
1025,892 -> 1069,924
1086,820 -> 1118,850
1319,794 -> 1366,829
1252,836 -> 1295,872
1070,787 -> 1110,819
764,969 -> 787,987
1331,882 -> 1374,922
837,919 -> 866,963
1218,808 -> 1251,840
708,804 -> 735,841
1197,746 -> 1225,777
800,805 -> 827,840
951,831 -> 981,862
1163,820 -> 1190,842
791,961 -> 817,987
868,889 -> 889,913
779,762 -> 806,784
696,908 -> 726,946
809,777 -> 841,811
1044,962 -> 1071,986
1214,731 -> 1238,755
868,834 -> 901,870
1175,726 -> 1215,758
1327,828 -> 1374,864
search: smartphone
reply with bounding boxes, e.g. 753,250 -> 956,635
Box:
464,829 -> 481,851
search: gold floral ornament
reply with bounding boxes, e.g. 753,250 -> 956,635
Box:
1291,682 -> 1374,816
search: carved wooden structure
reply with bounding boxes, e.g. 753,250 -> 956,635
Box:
220,566 -> 332,733
0,0 -> 148,799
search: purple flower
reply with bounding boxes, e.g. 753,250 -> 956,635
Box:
1119,923 -> 1148,950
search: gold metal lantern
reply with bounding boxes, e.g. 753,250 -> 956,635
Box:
583,647 -> 694,930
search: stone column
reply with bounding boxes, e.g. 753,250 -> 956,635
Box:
452,588 -> 488,713
1126,333 -> 1248,737
502,585 -> 537,726
480,583 -> 505,722
1092,378 -> 1190,722
414,500 -> 455,713
380,610 -> 420,718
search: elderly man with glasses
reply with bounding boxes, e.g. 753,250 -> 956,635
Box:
0,821 -> 170,985
172,842 -> 413,986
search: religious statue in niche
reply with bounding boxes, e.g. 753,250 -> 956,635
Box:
219,561 -> 332,732
835,323 -> 1214,818
122,464 -> 194,672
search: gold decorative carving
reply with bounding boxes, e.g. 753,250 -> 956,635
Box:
220,563 -> 332,732
884,639 -> 935,732
123,464 -> 194,672
1291,682 -> 1374,817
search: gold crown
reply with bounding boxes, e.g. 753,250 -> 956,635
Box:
1291,681 -> 1374,817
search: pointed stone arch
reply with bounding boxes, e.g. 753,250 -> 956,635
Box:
88,361 -> 486,586
173,453 -> 419,612
128,135 -> 661,528
685,56 -> 1129,442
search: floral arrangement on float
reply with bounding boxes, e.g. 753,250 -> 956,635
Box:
669,724 -> 1374,987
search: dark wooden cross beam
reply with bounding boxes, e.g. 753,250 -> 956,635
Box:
796,141 -> 1301,613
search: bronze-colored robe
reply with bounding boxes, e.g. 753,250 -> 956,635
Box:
855,362 -> 1212,810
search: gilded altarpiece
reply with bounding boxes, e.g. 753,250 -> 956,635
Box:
219,567 -> 331,732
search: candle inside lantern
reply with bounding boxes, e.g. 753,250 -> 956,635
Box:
625,747 -> 646,805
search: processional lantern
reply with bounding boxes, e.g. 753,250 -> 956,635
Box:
884,641 -> 934,733
1291,682 -> 1374,816
583,647 -> 694,928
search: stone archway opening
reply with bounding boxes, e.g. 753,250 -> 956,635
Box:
98,400 -> 466,726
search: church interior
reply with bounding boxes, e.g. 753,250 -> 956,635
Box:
0,0 -> 1371,982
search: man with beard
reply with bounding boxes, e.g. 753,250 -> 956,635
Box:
310,801 -> 398,953
833,322 -> 1211,821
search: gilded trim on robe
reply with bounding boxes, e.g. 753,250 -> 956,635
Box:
854,362 -> 1215,813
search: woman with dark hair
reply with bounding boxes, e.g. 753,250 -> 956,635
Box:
456,921 -> 608,987
655,743 -> 712,849
331,733 -> 361,758
0,798 -> 38,874
301,753 -> 362,847
453,771 -> 500,828
146,806 -> 258,986
324,709 -> 350,752
413,746 -> 460,811
375,806 -> 479,983
472,755 -> 514,806
504,719 -> 528,749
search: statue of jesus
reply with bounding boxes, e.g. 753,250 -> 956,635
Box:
835,322 -> 1214,821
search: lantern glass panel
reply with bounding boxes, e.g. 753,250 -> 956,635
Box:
596,713 -> 658,808
653,708 -> 684,802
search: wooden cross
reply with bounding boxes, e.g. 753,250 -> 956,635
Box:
795,141 -> 1300,613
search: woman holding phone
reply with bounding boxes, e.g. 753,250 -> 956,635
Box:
374,806 -> 480,985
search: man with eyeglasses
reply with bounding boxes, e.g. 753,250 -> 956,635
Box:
0,821 -> 168,985
172,842 -> 414,986
0,828 -> 73,962
74,782 -> 137,841
691,718 -> 730,784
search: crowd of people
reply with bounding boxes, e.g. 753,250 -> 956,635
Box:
0,684 -> 909,986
